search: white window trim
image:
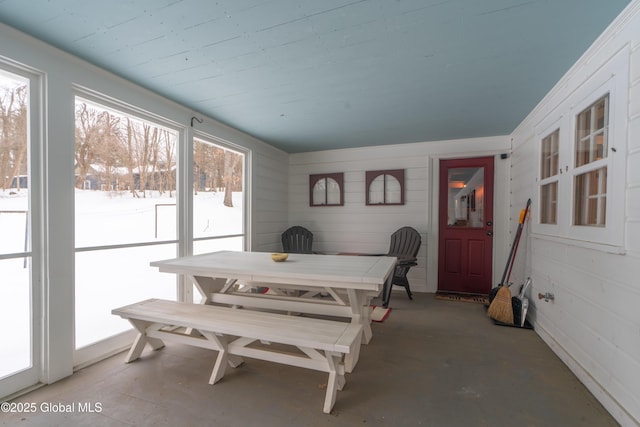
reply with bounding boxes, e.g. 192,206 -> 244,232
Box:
532,46 -> 628,253
0,59 -> 44,397
535,118 -> 565,237
71,88 -> 185,366
192,129 -> 250,247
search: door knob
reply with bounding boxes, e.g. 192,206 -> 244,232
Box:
486,231 -> 493,236
486,221 -> 493,226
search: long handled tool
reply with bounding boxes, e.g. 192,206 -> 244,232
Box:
489,198 -> 532,303
505,198 -> 531,286
488,198 -> 531,324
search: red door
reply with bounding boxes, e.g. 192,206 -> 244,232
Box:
438,157 -> 494,295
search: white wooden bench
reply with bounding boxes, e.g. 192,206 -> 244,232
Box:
112,298 -> 363,414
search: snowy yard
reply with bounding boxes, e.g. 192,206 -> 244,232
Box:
1,188 -> 243,378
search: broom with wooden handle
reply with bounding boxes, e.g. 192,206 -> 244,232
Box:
488,199 -> 531,304
487,199 -> 531,324
505,199 -> 531,286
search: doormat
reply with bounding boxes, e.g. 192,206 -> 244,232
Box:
435,292 -> 489,305
370,305 -> 391,322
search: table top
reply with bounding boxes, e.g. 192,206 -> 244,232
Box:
151,250 -> 397,291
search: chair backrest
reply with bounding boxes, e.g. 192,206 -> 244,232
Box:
388,226 -> 421,259
281,226 -> 314,254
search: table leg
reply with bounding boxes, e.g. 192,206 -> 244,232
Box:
343,289 -> 370,373
190,275 -> 228,304
382,271 -> 393,308
346,289 -> 372,344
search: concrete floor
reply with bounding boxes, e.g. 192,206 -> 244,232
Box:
2,293 -> 618,426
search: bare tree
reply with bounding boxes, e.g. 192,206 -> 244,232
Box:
192,140 -> 242,207
75,103 -> 124,189
0,84 -> 27,190
160,129 -> 176,196
223,150 -> 241,207
194,141 -> 223,193
123,118 -> 139,197
146,125 -> 160,193
193,140 -> 206,194
75,103 -> 97,188
95,111 -> 123,190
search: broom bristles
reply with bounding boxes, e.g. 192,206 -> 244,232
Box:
488,286 -> 514,324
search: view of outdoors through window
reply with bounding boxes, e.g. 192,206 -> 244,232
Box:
1,84 -> 247,371
74,99 -> 245,349
74,97 -> 179,348
0,71 -> 31,379
192,137 -> 244,254
75,98 -> 179,246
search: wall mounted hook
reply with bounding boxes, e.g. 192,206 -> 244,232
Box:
190,116 -> 203,127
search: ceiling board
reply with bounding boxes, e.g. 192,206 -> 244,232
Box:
0,0 -> 631,152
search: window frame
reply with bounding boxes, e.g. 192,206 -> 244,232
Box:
309,173 -> 344,206
539,128 -> 560,225
0,60 -> 44,397
572,94 -> 609,227
365,169 -> 405,206
567,81 -> 625,248
535,117 -> 566,237
72,87 -> 184,364
532,47 -> 628,252
191,131 -> 249,249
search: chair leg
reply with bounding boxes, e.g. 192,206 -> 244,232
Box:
383,283 -> 393,308
405,284 -> 413,300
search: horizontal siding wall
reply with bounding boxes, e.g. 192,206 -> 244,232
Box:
509,2 -> 640,425
288,137 -> 511,294
251,148 -> 290,251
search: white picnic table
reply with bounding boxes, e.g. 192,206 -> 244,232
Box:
150,250 -> 396,370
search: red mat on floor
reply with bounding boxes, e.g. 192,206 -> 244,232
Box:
370,305 -> 391,322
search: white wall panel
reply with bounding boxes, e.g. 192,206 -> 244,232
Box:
630,83 -> 640,118
251,149 -> 289,251
288,137 -> 510,293
510,3 -> 640,425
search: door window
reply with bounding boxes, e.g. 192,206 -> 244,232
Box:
447,167 -> 485,228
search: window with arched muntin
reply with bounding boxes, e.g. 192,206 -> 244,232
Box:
309,173 -> 344,206
366,169 -> 404,205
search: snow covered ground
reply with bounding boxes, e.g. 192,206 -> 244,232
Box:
1,188 -> 243,378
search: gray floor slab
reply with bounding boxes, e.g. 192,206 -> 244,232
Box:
1,293 -> 618,426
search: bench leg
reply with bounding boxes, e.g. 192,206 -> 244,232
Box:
200,332 -> 245,384
199,331 -> 229,384
225,337 -> 251,368
210,351 -> 229,385
125,333 -> 147,363
125,320 -> 165,363
323,352 -> 345,414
